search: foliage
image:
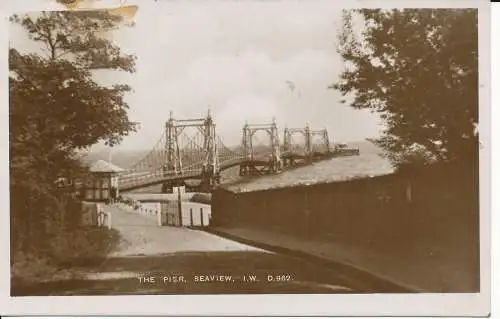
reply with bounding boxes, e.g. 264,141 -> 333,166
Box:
11,11 -> 135,71
10,49 -> 134,151
11,227 -> 121,285
190,193 -> 212,205
10,11 -> 137,148
332,9 -> 478,167
10,9 -> 135,277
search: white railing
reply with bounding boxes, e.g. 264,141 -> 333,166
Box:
117,152 -> 269,189
119,168 -> 203,186
114,197 -> 161,223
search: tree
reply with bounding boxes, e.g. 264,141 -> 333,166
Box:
10,11 -> 137,181
9,10 -> 137,261
11,11 -> 135,71
332,9 -> 478,167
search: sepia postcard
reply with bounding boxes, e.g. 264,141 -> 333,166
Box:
0,0 -> 491,316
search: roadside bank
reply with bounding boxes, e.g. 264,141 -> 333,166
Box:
11,226 -> 122,296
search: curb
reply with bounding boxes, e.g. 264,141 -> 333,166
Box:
202,227 -> 423,293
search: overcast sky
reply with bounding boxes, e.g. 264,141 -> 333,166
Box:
10,1 -> 383,151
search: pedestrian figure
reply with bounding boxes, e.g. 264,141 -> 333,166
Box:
110,186 -> 118,204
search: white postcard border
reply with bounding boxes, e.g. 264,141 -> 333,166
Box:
0,0 -> 491,316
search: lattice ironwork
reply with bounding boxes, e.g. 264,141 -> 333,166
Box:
283,124 -> 331,156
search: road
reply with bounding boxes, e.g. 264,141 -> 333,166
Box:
16,205 -> 360,295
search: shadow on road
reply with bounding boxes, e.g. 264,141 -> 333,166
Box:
12,250 -> 363,296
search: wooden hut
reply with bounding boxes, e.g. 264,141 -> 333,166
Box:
85,160 -> 124,202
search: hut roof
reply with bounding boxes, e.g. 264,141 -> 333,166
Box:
89,160 -> 125,173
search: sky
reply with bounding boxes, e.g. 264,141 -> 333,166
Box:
9,0 -> 383,151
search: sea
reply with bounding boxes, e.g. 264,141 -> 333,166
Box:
222,151 -> 394,193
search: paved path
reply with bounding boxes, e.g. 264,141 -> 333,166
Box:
14,205 -> 361,295
212,225 -> 480,293
106,204 -> 261,256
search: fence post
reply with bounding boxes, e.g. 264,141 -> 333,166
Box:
98,210 -> 104,227
107,212 -> 112,230
190,208 -> 194,226
177,187 -> 183,227
303,189 -> 310,234
200,207 -> 204,227
157,208 -> 162,227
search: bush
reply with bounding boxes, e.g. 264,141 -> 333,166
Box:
190,193 -> 212,205
11,225 -> 121,283
47,226 -> 121,263
11,251 -> 56,283
10,181 -> 122,282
